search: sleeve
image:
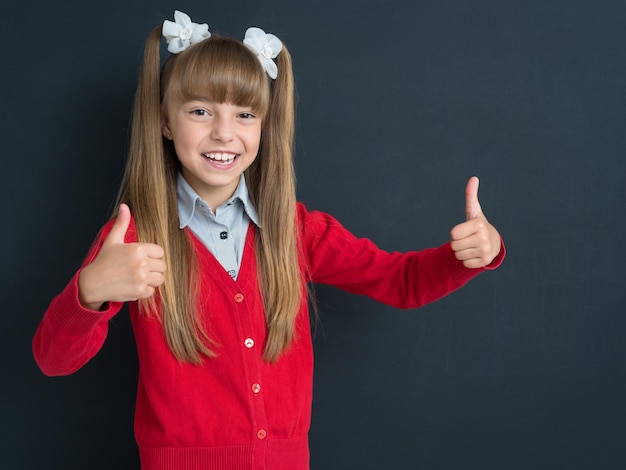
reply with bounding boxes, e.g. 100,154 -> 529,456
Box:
32,221 -> 126,377
298,204 -> 505,310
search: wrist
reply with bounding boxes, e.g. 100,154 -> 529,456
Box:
78,267 -> 105,311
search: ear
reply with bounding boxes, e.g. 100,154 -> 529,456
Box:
161,119 -> 173,140
161,105 -> 173,139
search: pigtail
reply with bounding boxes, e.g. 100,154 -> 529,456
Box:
124,26 -> 169,222
248,44 -> 304,363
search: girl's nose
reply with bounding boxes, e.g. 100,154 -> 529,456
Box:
210,117 -> 234,142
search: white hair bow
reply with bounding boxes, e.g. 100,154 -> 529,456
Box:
162,10 -> 211,54
243,27 -> 283,79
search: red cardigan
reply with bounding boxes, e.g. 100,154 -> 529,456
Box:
33,203 -> 504,470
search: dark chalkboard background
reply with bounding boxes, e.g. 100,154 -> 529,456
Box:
3,1 -> 626,468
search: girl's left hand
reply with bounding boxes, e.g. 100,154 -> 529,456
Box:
449,176 -> 502,269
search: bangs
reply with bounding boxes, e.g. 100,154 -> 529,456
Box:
162,36 -> 269,116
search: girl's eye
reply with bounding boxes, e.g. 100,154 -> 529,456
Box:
239,112 -> 256,119
191,109 -> 209,116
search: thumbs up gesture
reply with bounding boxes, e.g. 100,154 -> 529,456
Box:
450,177 -> 502,269
78,204 -> 167,310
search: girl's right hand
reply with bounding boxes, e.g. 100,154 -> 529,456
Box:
78,204 -> 166,311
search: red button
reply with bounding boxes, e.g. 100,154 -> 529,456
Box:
252,383 -> 261,394
257,429 -> 267,440
234,293 -> 244,303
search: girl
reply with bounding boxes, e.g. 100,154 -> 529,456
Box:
33,10 -> 504,470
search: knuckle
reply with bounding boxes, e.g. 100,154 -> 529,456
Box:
130,244 -> 146,258
134,285 -> 154,299
132,269 -> 149,284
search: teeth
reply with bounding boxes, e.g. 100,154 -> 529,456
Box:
204,153 -> 236,163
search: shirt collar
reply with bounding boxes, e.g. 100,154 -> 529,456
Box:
176,172 -> 260,229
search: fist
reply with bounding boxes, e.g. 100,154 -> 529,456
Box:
450,177 -> 501,269
78,204 -> 167,310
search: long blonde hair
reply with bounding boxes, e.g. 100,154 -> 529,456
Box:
115,26 -> 301,364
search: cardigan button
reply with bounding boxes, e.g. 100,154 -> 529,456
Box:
234,293 -> 244,303
252,383 -> 261,394
257,429 -> 267,440
244,338 -> 255,348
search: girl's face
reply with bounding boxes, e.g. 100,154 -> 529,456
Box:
162,99 -> 262,211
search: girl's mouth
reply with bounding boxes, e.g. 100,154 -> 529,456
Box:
203,152 -> 237,164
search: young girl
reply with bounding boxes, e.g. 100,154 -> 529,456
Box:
33,10 -> 504,470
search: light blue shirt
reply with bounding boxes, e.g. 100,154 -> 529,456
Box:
177,172 -> 260,280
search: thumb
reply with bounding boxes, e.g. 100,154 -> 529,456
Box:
465,176 -> 483,220
104,203 -> 131,245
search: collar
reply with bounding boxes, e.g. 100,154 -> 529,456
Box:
177,172 -> 260,229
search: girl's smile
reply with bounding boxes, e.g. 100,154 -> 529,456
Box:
203,152 -> 238,165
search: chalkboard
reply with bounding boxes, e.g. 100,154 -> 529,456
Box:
3,1 -> 626,469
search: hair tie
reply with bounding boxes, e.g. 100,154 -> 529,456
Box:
161,11 -> 282,79
162,10 -> 210,54
243,27 -> 283,80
